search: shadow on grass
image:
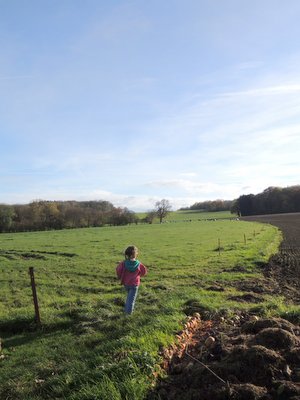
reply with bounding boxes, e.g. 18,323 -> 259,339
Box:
0,309 -> 96,335
1,298 -> 162,353
0,317 -> 77,349
182,299 -> 218,319
0,317 -> 41,334
0,302 -> 126,347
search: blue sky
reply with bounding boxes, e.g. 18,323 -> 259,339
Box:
1,1 -> 300,211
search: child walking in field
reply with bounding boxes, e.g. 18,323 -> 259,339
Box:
116,246 -> 147,314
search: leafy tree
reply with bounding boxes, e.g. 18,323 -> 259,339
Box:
29,200 -> 45,230
13,204 -> 32,231
108,207 -> 136,226
43,202 -> 62,229
189,199 -> 233,212
230,200 -> 240,216
155,199 -> 172,223
144,210 -> 156,224
0,205 -> 15,232
235,194 -> 255,216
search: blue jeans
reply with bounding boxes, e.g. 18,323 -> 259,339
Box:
124,285 -> 139,314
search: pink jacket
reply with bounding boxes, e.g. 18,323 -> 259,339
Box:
116,261 -> 147,286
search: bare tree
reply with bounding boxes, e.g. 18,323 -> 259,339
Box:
155,199 -> 172,223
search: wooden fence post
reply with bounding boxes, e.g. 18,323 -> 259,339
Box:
29,267 -> 41,325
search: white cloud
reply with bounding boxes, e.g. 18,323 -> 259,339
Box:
220,84 -> 300,99
236,61 -> 264,70
144,179 -> 219,194
179,172 -> 198,178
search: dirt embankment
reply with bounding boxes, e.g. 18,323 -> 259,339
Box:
148,313 -> 300,400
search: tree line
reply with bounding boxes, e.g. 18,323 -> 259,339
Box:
180,199 -> 234,212
0,198 -> 173,233
0,200 -> 138,233
178,185 -> 300,217
231,185 -> 300,216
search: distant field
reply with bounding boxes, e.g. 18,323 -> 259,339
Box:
137,210 -> 235,222
165,210 -> 235,221
0,217 -> 286,399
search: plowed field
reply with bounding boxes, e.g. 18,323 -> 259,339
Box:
242,212 -> 300,304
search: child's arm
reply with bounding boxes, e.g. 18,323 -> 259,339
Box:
139,263 -> 147,277
116,262 -> 124,279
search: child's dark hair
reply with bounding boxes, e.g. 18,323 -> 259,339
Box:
125,246 -> 138,259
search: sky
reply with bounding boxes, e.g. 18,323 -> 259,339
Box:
1,1 -> 300,211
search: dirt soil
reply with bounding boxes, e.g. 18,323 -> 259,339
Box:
242,212 -> 300,304
148,213 -> 300,400
148,313 -> 300,400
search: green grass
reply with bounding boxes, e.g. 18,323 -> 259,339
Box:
165,209 -> 235,221
0,217 -> 296,399
137,209 -> 235,222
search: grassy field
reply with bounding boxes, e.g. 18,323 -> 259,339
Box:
165,209 -> 235,221
137,209 -> 234,222
0,215 -> 285,399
